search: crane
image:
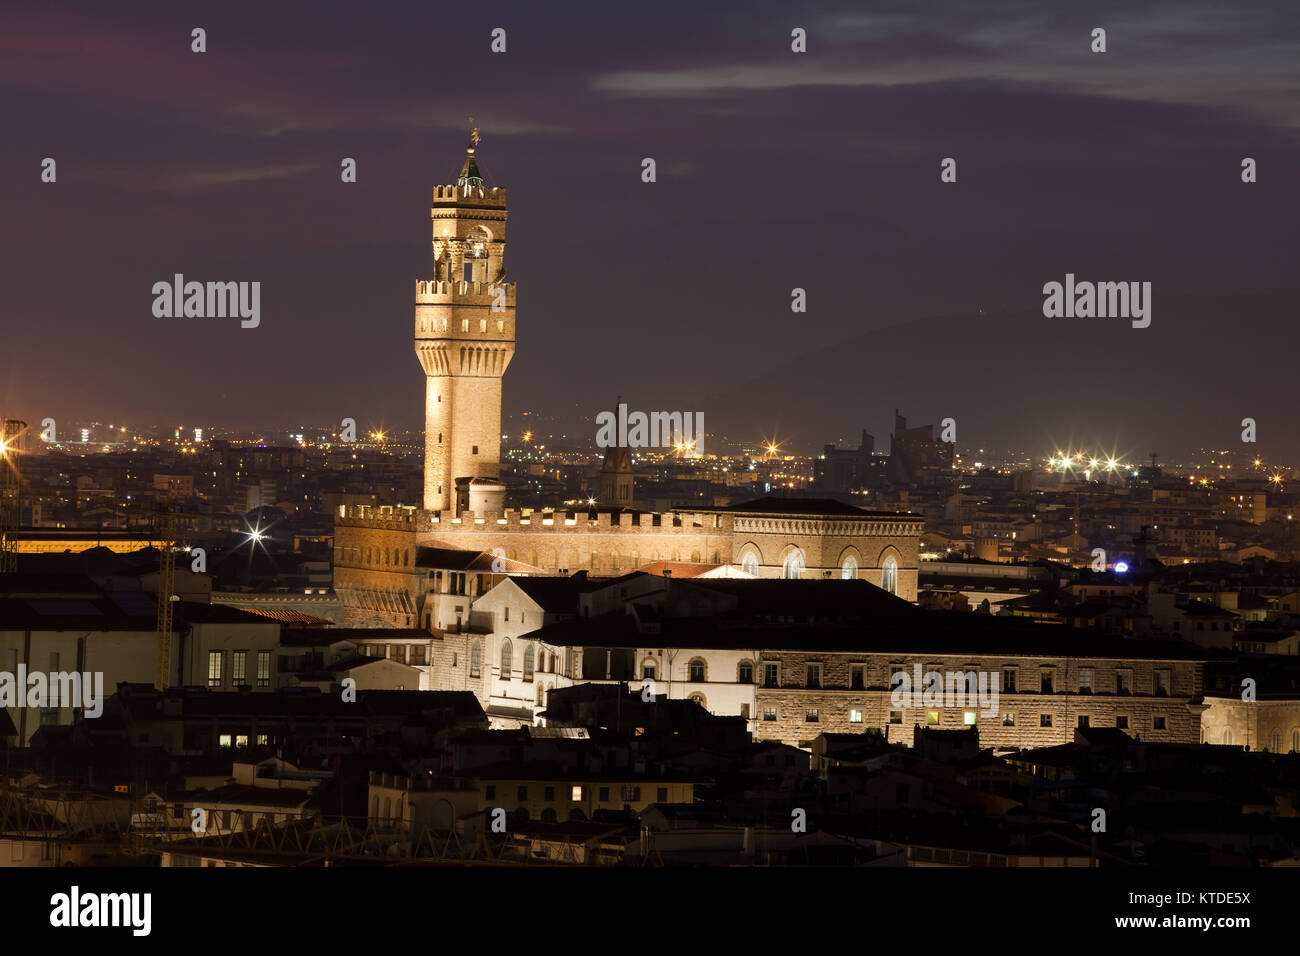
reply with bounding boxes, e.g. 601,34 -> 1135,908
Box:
154,487 -> 179,691
0,419 -> 28,573
151,482 -> 229,690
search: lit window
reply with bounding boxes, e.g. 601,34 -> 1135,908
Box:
881,556 -> 898,594
964,711 -> 977,726
783,550 -> 805,580
571,786 -> 583,801
926,712 -> 939,726
849,709 -> 863,723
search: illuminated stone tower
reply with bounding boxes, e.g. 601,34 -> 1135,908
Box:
415,133 -> 516,514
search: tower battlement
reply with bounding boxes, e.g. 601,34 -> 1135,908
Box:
415,280 -> 517,303
432,184 -> 507,204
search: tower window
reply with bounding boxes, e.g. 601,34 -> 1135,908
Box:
479,319 -> 487,332
472,445 -> 478,454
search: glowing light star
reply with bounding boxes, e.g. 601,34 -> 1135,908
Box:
1106,459 -> 1118,470
1114,562 -> 1129,573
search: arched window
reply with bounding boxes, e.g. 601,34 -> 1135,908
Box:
782,550 -> 804,580
500,639 -> 513,680
691,551 -> 701,563
738,661 -> 754,684
688,659 -> 706,682
1292,729 -> 1299,753
1223,728 -> 1233,746
536,683 -> 544,705
523,645 -> 535,681
1271,730 -> 1281,752
541,808 -> 557,823
841,555 -> 858,580
881,556 -> 898,595
642,659 -> 657,680
742,553 -> 759,576
470,640 -> 482,678
690,693 -> 707,709
611,552 -> 620,571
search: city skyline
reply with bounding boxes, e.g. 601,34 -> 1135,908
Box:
2,0 -> 1297,458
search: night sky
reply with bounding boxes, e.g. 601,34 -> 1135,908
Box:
2,0 -> 1297,458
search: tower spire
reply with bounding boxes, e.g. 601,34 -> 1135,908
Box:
457,117 -> 485,188
601,396 -> 635,509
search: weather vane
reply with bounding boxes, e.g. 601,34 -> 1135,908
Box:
468,116 -> 481,147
